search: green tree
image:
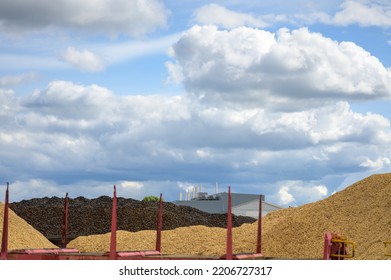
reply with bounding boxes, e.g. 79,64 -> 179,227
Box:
142,195 -> 161,202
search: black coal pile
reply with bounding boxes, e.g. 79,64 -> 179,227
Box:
9,196 -> 256,246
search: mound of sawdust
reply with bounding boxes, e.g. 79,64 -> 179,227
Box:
67,173 -> 391,260
0,202 -> 57,250
259,173 -> 391,260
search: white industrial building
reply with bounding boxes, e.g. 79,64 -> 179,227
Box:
173,187 -> 283,219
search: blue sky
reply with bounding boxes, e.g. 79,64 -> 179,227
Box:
1,0 -> 391,206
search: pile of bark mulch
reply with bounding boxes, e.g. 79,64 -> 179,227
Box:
9,196 -> 256,246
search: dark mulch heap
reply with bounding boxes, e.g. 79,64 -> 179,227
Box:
9,196 -> 256,246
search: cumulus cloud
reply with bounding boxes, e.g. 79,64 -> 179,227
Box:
278,186 -> 295,205
60,47 -> 105,72
332,0 -> 391,27
1,80 -> 391,203
0,0 -> 170,37
275,181 -> 329,206
167,26 -> 391,110
194,4 -> 268,29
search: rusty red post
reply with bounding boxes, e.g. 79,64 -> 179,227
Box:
1,182 -> 9,260
109,185 -> 117,260
256,194 -> 263,254
226,186 -> 233,260
323,232 -> 332,260
61,192 -> 69,248
155,193 -> 163,252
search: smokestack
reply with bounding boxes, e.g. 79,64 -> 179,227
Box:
215,182 -> 218,194
179,192 -> 182,201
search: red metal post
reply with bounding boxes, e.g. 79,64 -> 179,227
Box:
226,186 -> 233,260
109,185 -> 117,260
323,232 -> 332,260
155,193 -> 163,252
61,192 -> 69,248
256,194 -> 263,254
1,182 -> 9,260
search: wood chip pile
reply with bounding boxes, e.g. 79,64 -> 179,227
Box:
68,173 -> 391,259
0,202 -> 57,250
259,172 -> 391,260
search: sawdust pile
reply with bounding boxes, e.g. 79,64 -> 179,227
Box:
0,202 -> 57,250
68,173 -> 391,259
258,172 -> 391,260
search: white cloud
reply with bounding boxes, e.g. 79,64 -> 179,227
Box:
0,72 -> 38,87
245,101 -> 391,151
360,157 -> 391,170
292,11 -> 332,25
26,80 -> 115,119
292,0 -> 391,27
305,102 -> 391,145
196,149 -> 212,159
165,61 -> 184,84
2,80 -> 391,204
0,0 -> 170,37
194,4 -> 268,29
189,1 -> 391,30
332,0 -> 391,27
3,179 -> 64,201
167,26 -> 391,110
119,181 -> 143,189
278,186 -> 295,205
0,33 -> 181,72
60,47 -> 105,72
275,181 -> 329,206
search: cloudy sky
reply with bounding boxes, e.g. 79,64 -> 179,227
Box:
1,0 -> 391,206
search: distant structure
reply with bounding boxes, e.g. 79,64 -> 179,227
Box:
173,184 -> 283,219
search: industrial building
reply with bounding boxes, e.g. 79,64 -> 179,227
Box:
173,186 -> 283,219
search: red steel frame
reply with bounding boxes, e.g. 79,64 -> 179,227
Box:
1,183 -> 265,260
109,185 -> 117,260
1,183 -> 9,260
61,192 -> 69,248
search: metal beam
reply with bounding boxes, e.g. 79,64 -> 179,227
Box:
0,182 -> 9,260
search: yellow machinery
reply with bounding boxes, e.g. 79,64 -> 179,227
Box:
384,241 -> 391,257
324,232 -> 355,260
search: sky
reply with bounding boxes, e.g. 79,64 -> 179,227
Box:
0,0 -> 391,206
